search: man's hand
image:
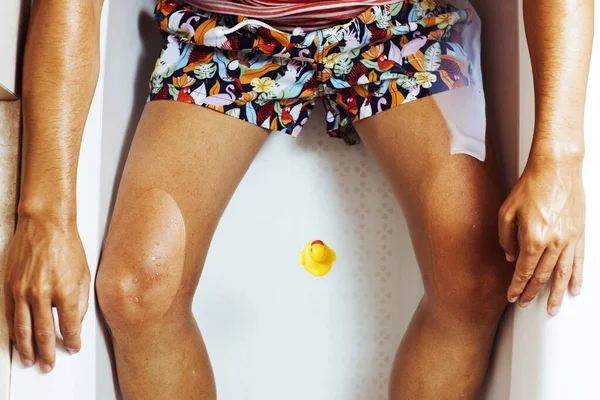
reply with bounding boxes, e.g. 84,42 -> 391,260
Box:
510,0 -> 593,316
3,0 -> 103,373
499,148 -> 585,316
3,214 -> 90,373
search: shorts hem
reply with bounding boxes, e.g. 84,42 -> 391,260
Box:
147,97 -> 309,139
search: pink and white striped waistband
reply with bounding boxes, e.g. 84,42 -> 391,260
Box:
185,0 -> 404,32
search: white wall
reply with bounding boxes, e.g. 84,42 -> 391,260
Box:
0,0 -> 28,100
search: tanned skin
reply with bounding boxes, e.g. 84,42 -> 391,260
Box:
500,0 -> 592,315
2,2 -> 593,400
3,0 -> 103,372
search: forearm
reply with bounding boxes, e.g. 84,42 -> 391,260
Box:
523,0 -> 593,161
19,0 -> 104,222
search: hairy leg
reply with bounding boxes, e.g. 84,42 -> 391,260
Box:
96,101 -> 269,400
354,95 -> 512,399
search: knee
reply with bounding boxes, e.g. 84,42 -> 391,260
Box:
429,262 -> 510,327
96,188 -> 187,328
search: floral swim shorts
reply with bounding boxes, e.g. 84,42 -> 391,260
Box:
149,0 -> 476,145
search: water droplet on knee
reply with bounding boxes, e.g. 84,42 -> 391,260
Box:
134,297 -> 140,303
155,242 -> 160,246
133,278 -> 138,284
156,263 -> 161,267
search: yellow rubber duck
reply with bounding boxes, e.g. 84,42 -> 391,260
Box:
299,240 -> 337,277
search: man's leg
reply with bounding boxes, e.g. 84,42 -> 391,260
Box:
96,100 -> 269,400
354,95 -> 512,399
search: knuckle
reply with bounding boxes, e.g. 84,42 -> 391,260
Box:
567,226 -> 581,239
19,350 -> 33,359
14,323 -> 30,337
534,273 -> 551,285
521,248 -> 534,257
56,285 -> 76,302
34,329 -> 54,343
498,206 -> 507,220
61,324 -> 80,338
12,283 -> 27,299
500,210 -> 513,225
520,293 -> 535,302
516,271 -> 533,282
522,243 -> 541,256
549,235 -> 564,249
556,268 -> 571,280
28,286 -> 51,302
28,290 -> 42,303
530,237 -> 546,251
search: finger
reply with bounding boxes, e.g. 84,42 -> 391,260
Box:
507,232 -> 543,302
547,245 -> 575,316
498,202 -> 519,262
518,245 -> 562,308
56,287 -> 83,355
13,299 -> 34,368
569,234 -> 585,296
4,284 -> 15,346
31,296 -> 56,373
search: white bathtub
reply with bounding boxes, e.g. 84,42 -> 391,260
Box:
7,0 -> 600,399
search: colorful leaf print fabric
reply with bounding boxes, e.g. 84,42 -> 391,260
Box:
149,0 -> 477,145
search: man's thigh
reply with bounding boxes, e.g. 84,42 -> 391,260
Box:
354,96 -> 511,311
100,100 -> 270,306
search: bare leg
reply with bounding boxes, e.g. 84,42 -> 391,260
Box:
96,101 -> 269,400
354,96 -> 512,399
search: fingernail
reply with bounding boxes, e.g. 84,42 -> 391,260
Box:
505,253 -> 517,262
40,363 -> 52,373
520,301 -> 530,308
20,358 -> 33,368
549,306 -> 561,316
509,296 -> 519,303
573,287 -> 582,296
66,347 -> 78,355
